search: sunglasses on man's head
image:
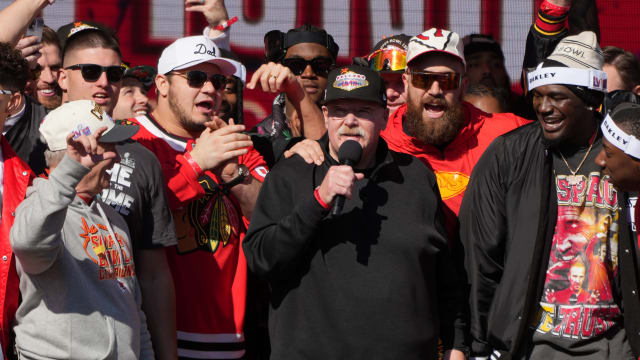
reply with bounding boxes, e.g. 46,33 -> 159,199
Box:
281,57 -> 334,77
170,70 -> 226,90
64,64 -> 126,83
409,71 -> 462,91
368,49 -> 407,72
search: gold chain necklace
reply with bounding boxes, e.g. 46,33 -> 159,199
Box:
557,129 -> 597,186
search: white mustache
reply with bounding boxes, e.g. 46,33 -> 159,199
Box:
337,127 -> 366,139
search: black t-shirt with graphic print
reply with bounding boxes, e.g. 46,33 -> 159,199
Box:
530,136 -> 634,360
100,140 -> 177,249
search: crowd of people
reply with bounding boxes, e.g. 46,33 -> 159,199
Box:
0,0 -> 638,359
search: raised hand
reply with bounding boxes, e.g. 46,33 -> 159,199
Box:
65,127 -> 118,169
16,35 -> 42,69
247,62 -> 305,103
184,0 -> 229,27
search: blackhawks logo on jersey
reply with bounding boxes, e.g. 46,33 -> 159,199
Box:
174,175 -> 241,254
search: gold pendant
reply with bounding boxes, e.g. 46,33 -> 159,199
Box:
567,174 -> 582,186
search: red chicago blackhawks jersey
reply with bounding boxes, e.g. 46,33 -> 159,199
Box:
127,115 -> 268,359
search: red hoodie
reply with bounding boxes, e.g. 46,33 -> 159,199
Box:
381,102 -> 531,235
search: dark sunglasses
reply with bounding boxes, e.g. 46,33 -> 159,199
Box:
170,70 -> 226,90
64,64 -> 126,83
409,71 -> 461,91
281,57 -> 334,76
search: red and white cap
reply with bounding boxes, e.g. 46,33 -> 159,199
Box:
406,28 -> 466,67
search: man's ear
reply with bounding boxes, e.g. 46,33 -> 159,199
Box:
322,105 -> 329,129
155,74 -> 170,98
633,84 -> 640,96
402,72 -> 409,94
6,92 -> 22,113
58,69 -> 69,91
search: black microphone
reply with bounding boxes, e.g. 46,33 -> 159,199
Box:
331,140 -> 363,216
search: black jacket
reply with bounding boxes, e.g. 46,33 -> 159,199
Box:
459,122 -> 640,359
244,138 -> 467,359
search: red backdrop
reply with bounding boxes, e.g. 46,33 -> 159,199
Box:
34,0 -> 640,128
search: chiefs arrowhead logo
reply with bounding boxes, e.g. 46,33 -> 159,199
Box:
435,171 -> 470,200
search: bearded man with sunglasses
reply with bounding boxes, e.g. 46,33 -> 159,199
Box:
379,28 -> 530,237
57,22 -> 180,359
127,35 -> 268,359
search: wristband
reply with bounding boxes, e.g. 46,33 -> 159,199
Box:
215,16 -> 238,31
535,0 -> 569,36
314,187 -> 331,210
183,151 -> 204,178
540,0 -> 569,16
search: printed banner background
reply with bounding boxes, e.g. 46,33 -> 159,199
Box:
2,0 -> 639,128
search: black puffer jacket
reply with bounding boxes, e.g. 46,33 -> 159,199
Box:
459,122 -> 640,359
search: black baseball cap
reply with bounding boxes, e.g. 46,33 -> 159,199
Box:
323,65 -> 386,107
463,34 -> 504,61
56,21 -> 119,54
123,65 -> 157,91
371,34 -> 410,52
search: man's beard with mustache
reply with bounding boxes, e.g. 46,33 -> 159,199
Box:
404,96 -> 465,147
38,85 -> 63,110
168,89 -> 206,134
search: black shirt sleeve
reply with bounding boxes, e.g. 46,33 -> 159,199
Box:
459,137 -> 508,356
243,158 -> 328,280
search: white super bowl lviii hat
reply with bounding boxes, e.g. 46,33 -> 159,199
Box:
40,100 -> 139,151
157,35 -> 239,76
406,28 -> 466,67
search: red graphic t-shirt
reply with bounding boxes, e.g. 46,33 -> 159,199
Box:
533,142 -> 626,358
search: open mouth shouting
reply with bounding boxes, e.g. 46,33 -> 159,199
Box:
423,99 -> 447,119
195,99 -> 215,115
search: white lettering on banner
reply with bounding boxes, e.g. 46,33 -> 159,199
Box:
226,0 -> 297,50
151,0 -> 184,39
323,1 -> 351,57
502,0 -> 534,83
448,0 -> 481,42
8,0 -> 539,83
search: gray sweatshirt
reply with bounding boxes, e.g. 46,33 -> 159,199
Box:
10,155 -> 154,359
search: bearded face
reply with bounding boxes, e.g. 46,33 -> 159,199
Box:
404,87 -> 465,147
402,53 -> 467,147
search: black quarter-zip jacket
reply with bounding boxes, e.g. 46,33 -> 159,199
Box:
244,137 -> 467,360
